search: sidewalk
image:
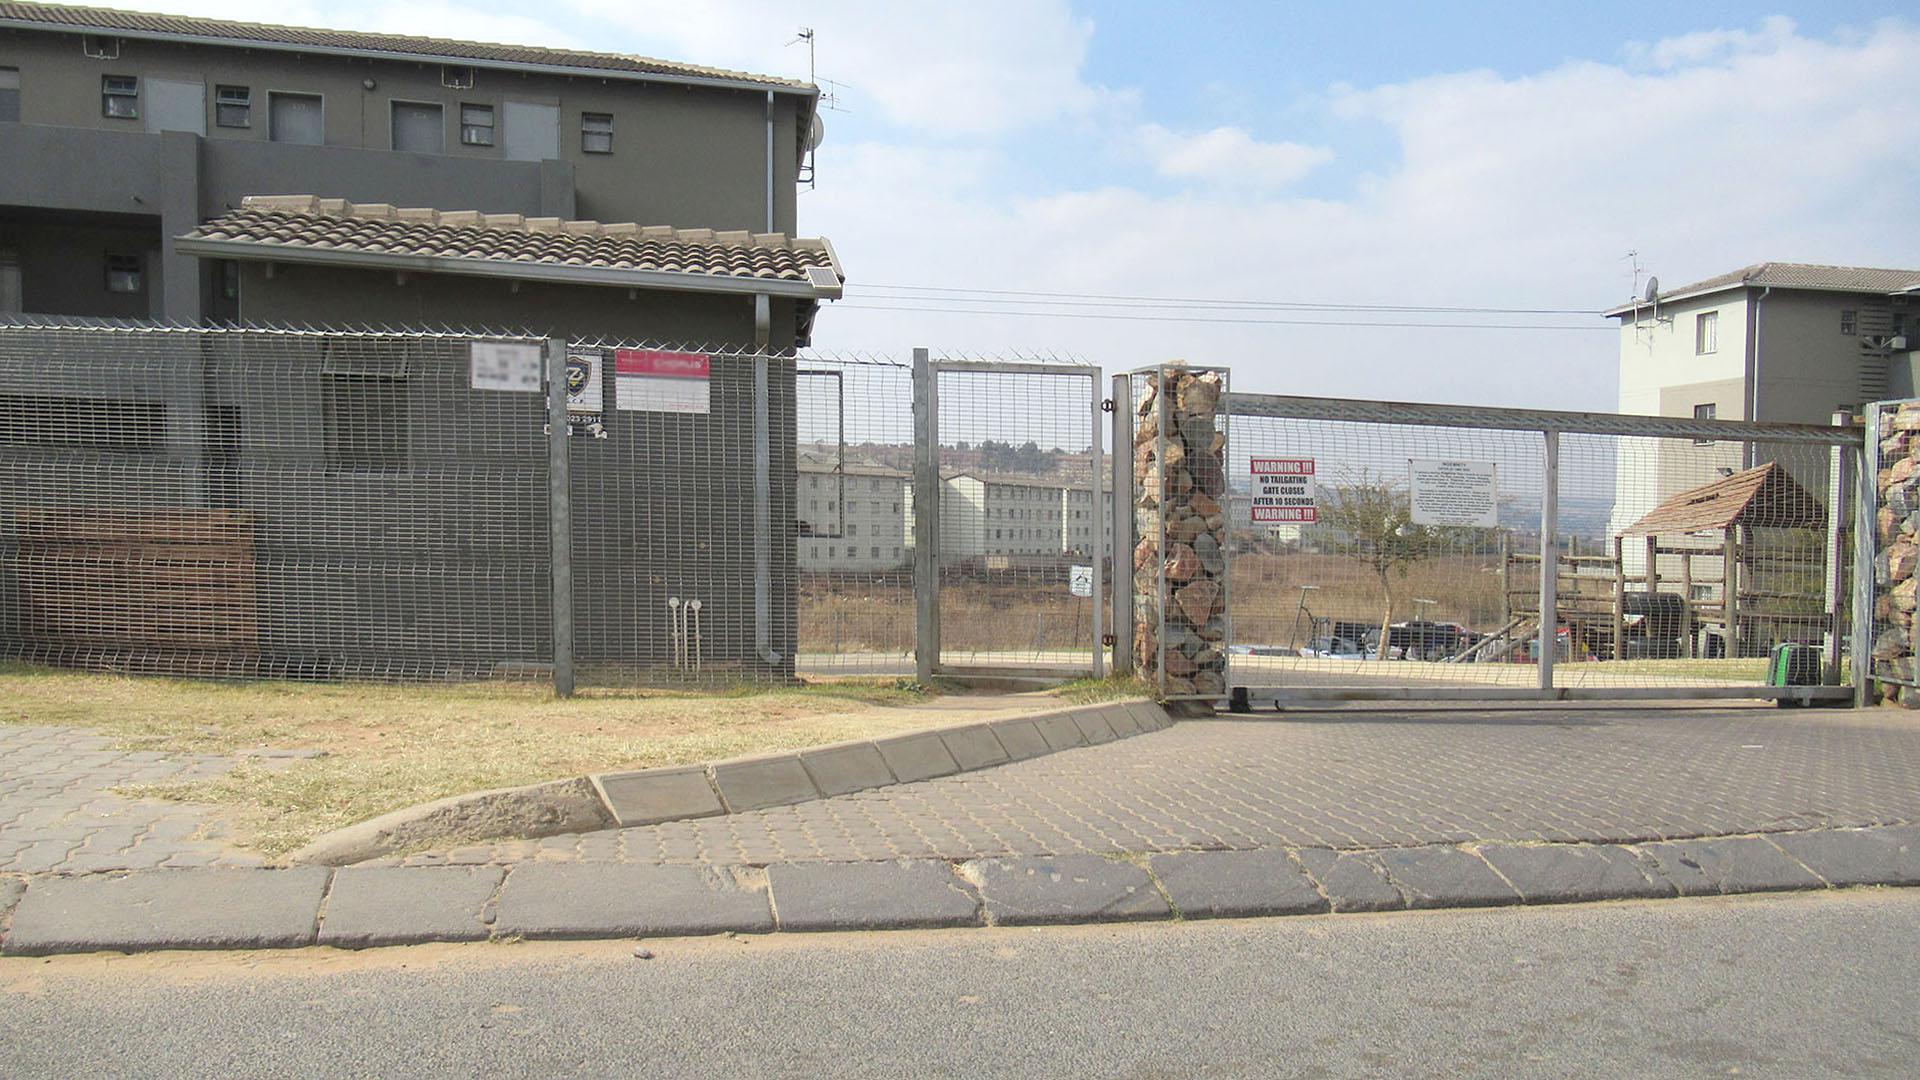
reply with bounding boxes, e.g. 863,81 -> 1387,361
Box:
4,704 -> 1920,952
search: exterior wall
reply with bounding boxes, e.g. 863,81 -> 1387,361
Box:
1752,290 -> 1887,422
0,26 -> 803,235
1061,486 -> 1111,557
797,467 -> 908,571
235,262 -> 794,349
0,214 -> 160,319
981,480 -> 1064,556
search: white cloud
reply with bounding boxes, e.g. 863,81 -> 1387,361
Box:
1625,15 -> 1798,69
1134,124 -> 1332,187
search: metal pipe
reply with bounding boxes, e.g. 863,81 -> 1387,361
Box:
546,337 -> 574,697
1090,370 -> 1105,679
1538,428 -> 1559,690
752,343 -> 779,666
1110,373 -> 1134,675
1855,405 -> 1880,705
912,348 -> 939,682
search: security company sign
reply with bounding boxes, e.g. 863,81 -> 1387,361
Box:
566,350 -> 603,415
1250,458 -> 1317,523
615,349 -> 711,414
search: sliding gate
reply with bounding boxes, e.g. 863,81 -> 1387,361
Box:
1163,388 -> 1867,706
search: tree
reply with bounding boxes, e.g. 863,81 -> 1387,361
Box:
1317,473 -> 1437,658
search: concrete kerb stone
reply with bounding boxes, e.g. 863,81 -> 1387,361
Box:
872,731 -> 961,784
1147,849 -> 1328,919
1069,708 -> 1119,745
1475,843 -> 1676,904
988,718 -> 1051,761
965,854 -> 1172,926
1769,826 -> 1920,887
1,868 -> 332,955
710,754 -> 820,814
1032,712 -> 1088,752
1374,845 -> 1521,909
797,742 -> 897,797
939,725 -> 1011,772
318,866 -> 505,948
0,876 -> 24,929
1291,848 -> 1406,912
1100,704 -> 1143,737
1637,835 -> 1828,895
593,766 -> 725,828
768,861 -> 982,931
492,863 -> 773,940
288,777 -> 614,867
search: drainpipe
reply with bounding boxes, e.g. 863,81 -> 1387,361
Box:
752,292 -> 780,666
1745,285 -> 1771,468
765,92 -> 776,233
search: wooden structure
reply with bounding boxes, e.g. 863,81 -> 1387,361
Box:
1499,463 -> 1829,660
14,509 -> 260,675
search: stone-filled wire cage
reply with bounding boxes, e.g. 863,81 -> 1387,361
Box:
1129,364 -> 1232,699
1870,398 -> 1920,704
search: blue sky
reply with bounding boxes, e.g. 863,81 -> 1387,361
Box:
148,1 -> 1920,407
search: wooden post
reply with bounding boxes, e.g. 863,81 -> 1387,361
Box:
1723,527 -> 1741,659
1501,532 -> 1513,622
1613,535 -> 1627,660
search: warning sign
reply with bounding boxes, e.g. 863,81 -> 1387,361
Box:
615,349 -> 710,414
1250,458 -> 1317,523
469,341 -> 542,392
1409,459 -> 1498,528
1069,564 -> 1093,597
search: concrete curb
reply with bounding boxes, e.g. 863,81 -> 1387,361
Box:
286,699 -> 1171,866
6,824 -> 1917,956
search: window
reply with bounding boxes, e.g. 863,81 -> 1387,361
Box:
104,254 -> 143,293
581,112 -> 613,154
0,68 -> 19,123
1693,402 -> 1716,445
323,374 -> 409,471
1695,311 -> 1718,355
218,259 -> 240,301
870,546 -> 880,559
1841,310 -> 1857,335
460,103 -> 494,146
847,523 -> 858,536
269,92 -> 323,145
209,84 -> 251,128
101,74 -> 137,119
391,101 -> 444,153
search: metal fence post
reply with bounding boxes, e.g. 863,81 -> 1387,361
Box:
1111,373 -> 1134,675
1854,405 -> 1880,706
912,348 -> 939,683
752,350 -> 776,667
546,337 -> 574,698
1537,427 -> 1559,693
1823,410 -> 1850,686
1090,372 -> 1106,679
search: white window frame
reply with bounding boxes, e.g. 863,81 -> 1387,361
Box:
1695,310 -> 1718,355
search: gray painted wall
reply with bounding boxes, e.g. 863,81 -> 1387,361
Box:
0,26 -> 803,234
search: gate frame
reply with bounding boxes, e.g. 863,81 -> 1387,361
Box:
912,354 -> 1106,681
1218,392 -> 1868,708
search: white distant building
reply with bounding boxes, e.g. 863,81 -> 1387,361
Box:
798,462 -> 910,572
1061,485 -> 1112,558
903,473 -> 1073,559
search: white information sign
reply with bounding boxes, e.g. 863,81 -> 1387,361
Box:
1249,458 -> 1317,522
1069,564 -> 1094,597
1408,458 -> 1499,528
615,349 -> 711,414
469,341 -> 541,393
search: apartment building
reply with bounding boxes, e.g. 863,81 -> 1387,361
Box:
798,462 -> 910,573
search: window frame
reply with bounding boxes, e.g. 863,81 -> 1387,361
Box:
104,253 -> 143,294
214,84 -> 251,128
0,66 -> 20,124
580,111 -> 613,154
1695,310 -> 1718,355
459,102 -> 495,147
267,90 -> 325,145
1692,402 -> 1716,445
1840,309 -> 1857,335
101,74 -> 138,120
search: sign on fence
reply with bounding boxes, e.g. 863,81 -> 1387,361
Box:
1408,458 -> 1499,528
1250,458 -> 1317,522
1069,564 -> 1093,597
616,349 -> 711,414
470,341 -> 541,392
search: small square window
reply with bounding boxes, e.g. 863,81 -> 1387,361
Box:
1692,402 -> 1716,444
581,112 -> 613,154
215,85 -> 250,128
1841,310 -> 1857,335
460,103 -> 495,146
1695,310 -> 1718,355
102,75 -> 138,119
104,253 -> 143,293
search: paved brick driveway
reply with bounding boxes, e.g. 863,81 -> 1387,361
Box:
0,726 -> 261,873
398,705 -> 1920,868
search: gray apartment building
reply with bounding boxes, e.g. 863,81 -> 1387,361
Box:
0,1 -> 843,344
0,4 -> 848,683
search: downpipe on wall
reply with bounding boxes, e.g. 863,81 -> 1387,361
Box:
753,292 -> 781,667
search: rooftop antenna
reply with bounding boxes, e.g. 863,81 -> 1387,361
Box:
787,28 -> 839,189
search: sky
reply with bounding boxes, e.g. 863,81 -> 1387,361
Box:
114,1 -> 1920,410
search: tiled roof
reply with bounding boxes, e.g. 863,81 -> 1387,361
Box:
1607,261 -> 1920,315
1621,462 -> 1824,535
0,2 -> 812,91
179,196 -> 843,297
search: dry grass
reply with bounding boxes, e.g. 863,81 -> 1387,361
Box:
1050,675 -> 1154,704
1230,551 -> 1507,645
0,665 -> 945,858
802,577 -> 1095,653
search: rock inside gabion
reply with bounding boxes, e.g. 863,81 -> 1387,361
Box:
1876,403 -> 1920,702
1135,366 -> 1227,698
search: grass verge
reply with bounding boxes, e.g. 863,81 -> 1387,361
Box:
1050,675 -> 1154,704
0,666 -> 942,858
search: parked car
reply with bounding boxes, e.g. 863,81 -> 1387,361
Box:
1299,636 -> 1368,660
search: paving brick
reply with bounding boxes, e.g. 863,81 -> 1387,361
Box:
493,863 -> 771,939
968,855 -> 1170,926
1,868 -> 329,954
872,732 -> 960,784
768,861 -> 981,931
939,726 -> 1010,772
710,756 -> 820,813
798,743 -> 897,797
319,866 -> 504,948
1147,849 -> 1328,919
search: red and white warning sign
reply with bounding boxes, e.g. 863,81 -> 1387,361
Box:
615,349 -> 710,414
1250,457 -> 1317,522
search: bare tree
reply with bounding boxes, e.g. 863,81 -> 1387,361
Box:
1318,472 -> 1436,658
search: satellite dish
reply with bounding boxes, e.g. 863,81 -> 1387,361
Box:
1642,275 -> 1660,304
808,113 -> 826,151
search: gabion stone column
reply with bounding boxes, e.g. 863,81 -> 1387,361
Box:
1875,403 -> 1920,703
1134,365 -> 1228,698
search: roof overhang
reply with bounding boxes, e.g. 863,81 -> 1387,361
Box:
1607,280 -> 1919,318
174,235 -> 835,301
0,14 -> 818,98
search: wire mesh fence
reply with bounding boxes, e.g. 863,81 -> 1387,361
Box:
1868,399 -> 1920,701
1221,395 -> 1857,700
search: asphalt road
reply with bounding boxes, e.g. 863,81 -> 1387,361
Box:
4,890 -> 1917,1078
